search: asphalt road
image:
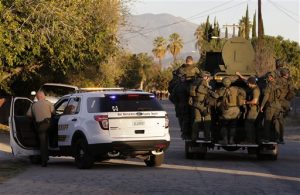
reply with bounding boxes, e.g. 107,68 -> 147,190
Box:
0,100 -> 299,194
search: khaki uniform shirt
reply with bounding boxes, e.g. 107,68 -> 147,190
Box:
27,100 -> 54,122
250,86 -> 260,104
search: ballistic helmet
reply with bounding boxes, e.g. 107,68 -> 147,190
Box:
280,68 -> 289,77
222,77 -> 231,87
276,59 -> 283,68
201,71 -> 211,77
267,72 -> 276,78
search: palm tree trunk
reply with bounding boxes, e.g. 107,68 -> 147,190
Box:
159,58 -> 162,68
139,80 -> 144,90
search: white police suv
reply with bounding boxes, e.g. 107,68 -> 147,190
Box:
9,90 -> 170,169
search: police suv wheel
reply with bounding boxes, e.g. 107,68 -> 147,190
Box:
144,153 -> 164,167
74,138 -> 94,169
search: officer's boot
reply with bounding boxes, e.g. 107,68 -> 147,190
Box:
229,128 -> 236,145
219,127 -> 228,145
203,120 -> 211,141
249,127 -> 255,144
191,122 -> 199,141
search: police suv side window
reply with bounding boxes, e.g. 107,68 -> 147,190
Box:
55,98 -> 69,115
63,97 -> 81,115
87,97 -> 101,113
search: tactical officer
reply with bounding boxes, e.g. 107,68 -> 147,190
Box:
260,72 -> 281,143
189,71 -> 217,141
217,77 -> 241,144
277,68 -> 295,143
177,56 -> 200,81
274,59 -> 284,78
168,56 -> 200,139
237,73 -> 260,143
171,75 -> 192,139
27,91 -> 54,167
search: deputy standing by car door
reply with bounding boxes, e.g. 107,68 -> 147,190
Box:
27,90 -> 54,167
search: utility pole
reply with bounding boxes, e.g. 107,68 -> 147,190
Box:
223,24 -> 240,38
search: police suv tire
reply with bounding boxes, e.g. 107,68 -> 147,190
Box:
144,153 -> 164,167
29,155 -> 41,164
74,138 -> 94,169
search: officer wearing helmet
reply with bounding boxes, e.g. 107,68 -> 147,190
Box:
276,68 -> 295,143
260,72 -> 282,143
236,72 -> 260,143
216,77 -> 241,144
189,71 -> 218,141
274,59 -> 284,78
168,56 -> 201,139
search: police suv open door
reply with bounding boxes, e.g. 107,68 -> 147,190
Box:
9,97 -> 39,156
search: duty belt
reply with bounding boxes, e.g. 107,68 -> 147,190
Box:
36,118 -> 51,124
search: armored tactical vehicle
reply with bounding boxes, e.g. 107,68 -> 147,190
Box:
185,37 -> 279,160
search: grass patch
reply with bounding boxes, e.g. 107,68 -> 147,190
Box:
0,159 -> 28,184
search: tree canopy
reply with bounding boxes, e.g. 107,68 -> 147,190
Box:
0,0 -> 127,94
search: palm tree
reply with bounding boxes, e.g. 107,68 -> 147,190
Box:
167,33 -> 183,62
239,16 -> 252,39
239,16 -> 246,38
152,36 -> 167,68
194,23 -> 206,57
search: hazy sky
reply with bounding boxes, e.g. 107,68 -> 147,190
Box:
131,0 -> 300,43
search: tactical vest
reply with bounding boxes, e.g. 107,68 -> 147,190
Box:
190,79 -> 210,109
178,64 -> 200,80
277,77 -> 295,101
222,86 -> 239,109
267,82 -> 281,108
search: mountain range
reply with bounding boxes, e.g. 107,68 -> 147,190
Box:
119,13 -> 201,66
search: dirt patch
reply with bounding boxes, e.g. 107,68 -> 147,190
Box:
0,159 -> 28,184
0,125 -> 29,184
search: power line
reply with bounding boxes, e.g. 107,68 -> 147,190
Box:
267,0 -> 300,23
124,0 -> 248,40
269,0 -> 299,17
122,0 -> 236,36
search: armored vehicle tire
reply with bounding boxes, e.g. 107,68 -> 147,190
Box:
74,138 -> 94,169
256,144 -> 278,161
185,141 -> 207,159
29,155 -> 42,164
247,147 -> 258,155
144,153 -> 164,167
222,146 -> 240,152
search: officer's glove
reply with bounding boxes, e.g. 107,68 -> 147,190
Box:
208,90 -> 219,99
188,97 -> 193,106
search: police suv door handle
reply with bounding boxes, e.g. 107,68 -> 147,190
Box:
71,118 -> 77,122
